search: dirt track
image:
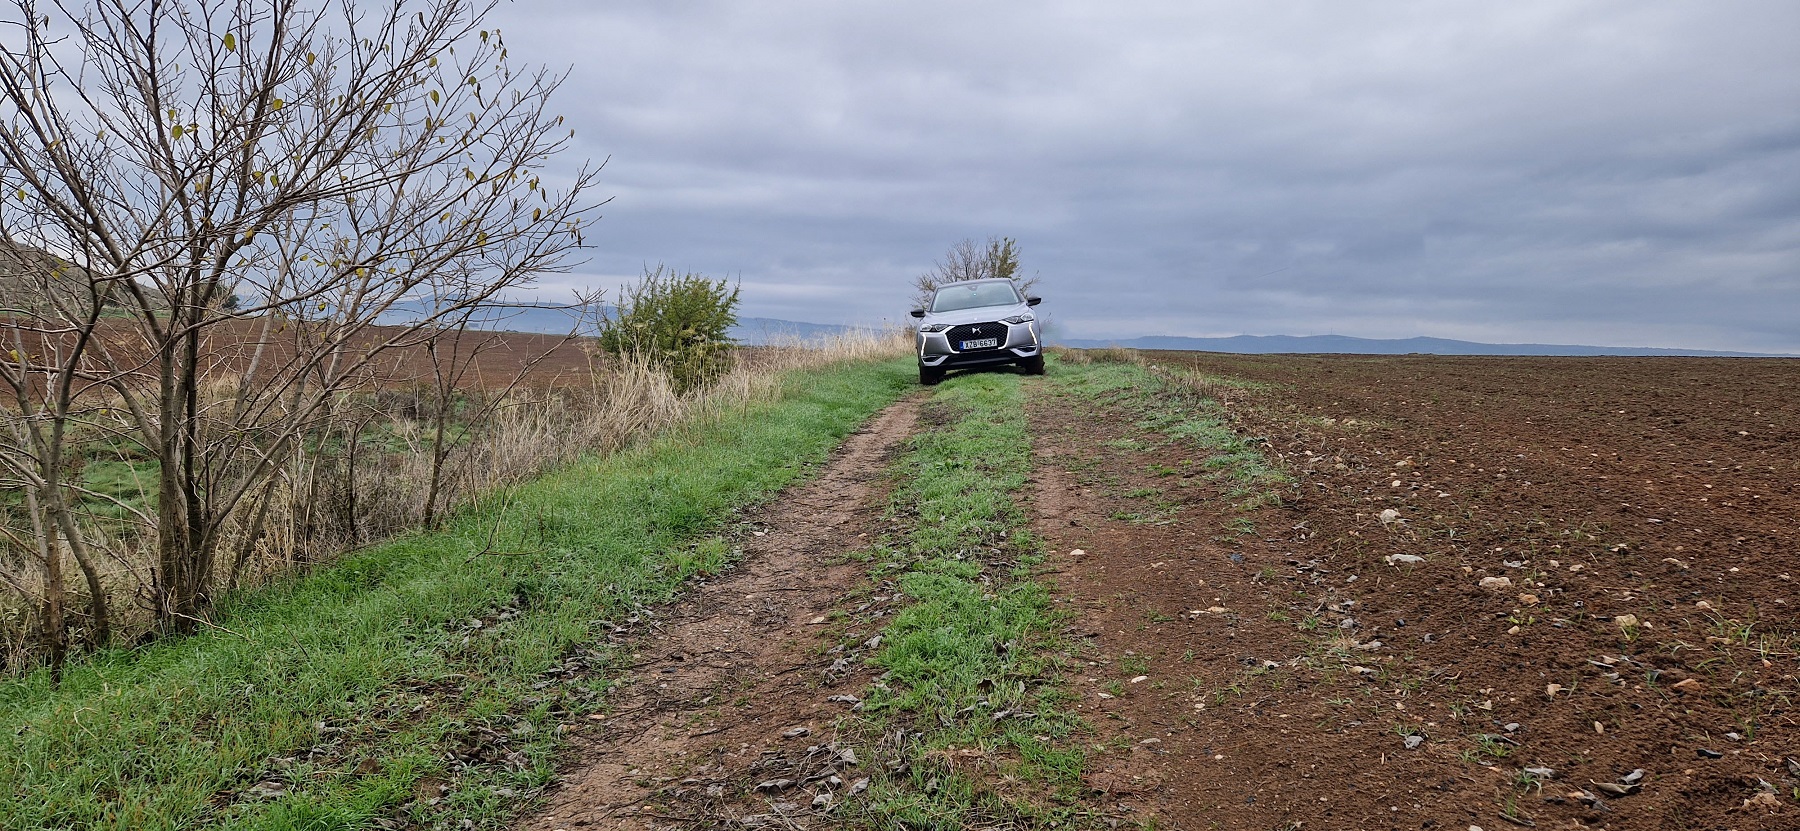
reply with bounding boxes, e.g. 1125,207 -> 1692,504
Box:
520,399 -> 918,830
519,354 -> 1799,831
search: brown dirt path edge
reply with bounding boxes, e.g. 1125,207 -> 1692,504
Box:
1029,375 -> 1341,830
515,397 -> 919,831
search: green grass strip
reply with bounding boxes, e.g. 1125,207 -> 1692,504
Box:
0,358 -> 914,831
841,370 -> 1089,829
1055,359 -> 1291,515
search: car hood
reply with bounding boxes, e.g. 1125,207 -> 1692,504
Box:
920,303 -> 1031,327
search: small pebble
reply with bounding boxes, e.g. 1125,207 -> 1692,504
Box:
1697,748 -> 1723,759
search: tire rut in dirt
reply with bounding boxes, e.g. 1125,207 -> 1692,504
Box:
516,398 -> 920,830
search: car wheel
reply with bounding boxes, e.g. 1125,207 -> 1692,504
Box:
1020,355 -> 1045,375
919,365 -> 943,385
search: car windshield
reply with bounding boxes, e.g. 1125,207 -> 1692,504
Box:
930,282 -> 1021,313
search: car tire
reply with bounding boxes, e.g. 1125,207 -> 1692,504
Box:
1020,355 -> 1046,375
919,365 -> 943,385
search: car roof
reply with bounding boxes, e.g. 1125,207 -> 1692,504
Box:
934,278 -> 1016,290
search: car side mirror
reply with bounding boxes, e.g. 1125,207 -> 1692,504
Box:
1026,296 -> 1042,306
909,308 -> 925,318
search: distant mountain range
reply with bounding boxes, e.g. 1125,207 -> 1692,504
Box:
1052,333 -> 1792,358
377,302 -> 876,346
391,303 -> 1790,357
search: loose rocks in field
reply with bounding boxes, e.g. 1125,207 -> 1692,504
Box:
1385,553 -> 1425,565
1479,576 -> 1513,591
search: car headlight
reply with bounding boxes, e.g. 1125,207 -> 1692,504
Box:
1001,313 -> 1035,324
919,323 -> 951,333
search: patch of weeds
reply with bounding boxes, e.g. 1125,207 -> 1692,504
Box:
1111,509 -> 1179,526
1497,789 -> 1535,826
1460,732 -> 1513,764
841,371 -> 1089,827
1051,362 -> 1292,528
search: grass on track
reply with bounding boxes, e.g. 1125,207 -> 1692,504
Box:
835,357 -> 1291,829
0,358 -> 914,831
837,369 -> 1090,829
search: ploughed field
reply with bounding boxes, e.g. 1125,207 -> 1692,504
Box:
1035,352 -> 1800,830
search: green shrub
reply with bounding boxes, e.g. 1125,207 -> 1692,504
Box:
597,265 -> 741,392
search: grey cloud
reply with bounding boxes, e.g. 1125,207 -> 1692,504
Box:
493,0 -> 1800,353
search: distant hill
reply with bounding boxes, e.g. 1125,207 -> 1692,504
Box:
730,317 -> 867,344
1051,333 -> 1792,358
375,301 -> 864,347
0,242 -> 107,311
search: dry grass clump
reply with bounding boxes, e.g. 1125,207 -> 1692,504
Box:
1049,344 -> 1143,366
0,329 -> 909,672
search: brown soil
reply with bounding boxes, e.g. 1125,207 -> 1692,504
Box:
514,353 -> 1799,831
517,397 -> 920,831
1029,353 -> 1800,831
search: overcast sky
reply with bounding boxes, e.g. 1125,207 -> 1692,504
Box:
490,1 -> 1800,354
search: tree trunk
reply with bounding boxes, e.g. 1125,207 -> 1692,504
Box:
155,310 -> 211,632
23,488 -> 68,678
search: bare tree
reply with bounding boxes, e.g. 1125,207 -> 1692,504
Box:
0,0 -> 602,650
911,236 -> 1032,311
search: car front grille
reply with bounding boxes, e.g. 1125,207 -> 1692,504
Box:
945,322 -> 1006,351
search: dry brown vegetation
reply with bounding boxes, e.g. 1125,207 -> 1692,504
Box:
0,326 -> 907,672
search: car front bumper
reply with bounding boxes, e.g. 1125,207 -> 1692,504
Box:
917,320 -> 1041,369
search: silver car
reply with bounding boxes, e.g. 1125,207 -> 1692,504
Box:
909,278 -> 1044,385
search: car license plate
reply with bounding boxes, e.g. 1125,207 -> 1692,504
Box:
960,337 -> 999,350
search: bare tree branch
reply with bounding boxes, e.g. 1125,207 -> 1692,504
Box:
0,0 -> 604,655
